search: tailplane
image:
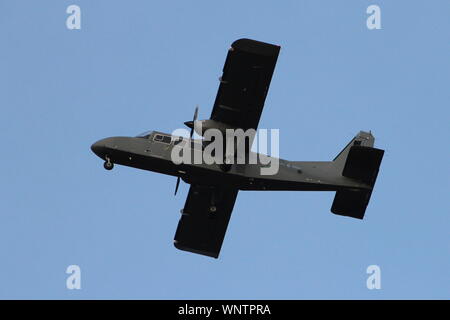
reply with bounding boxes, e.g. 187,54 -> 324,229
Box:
331,131 -> 384,219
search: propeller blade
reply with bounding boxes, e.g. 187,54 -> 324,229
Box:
187,105 -> 199,138
174,177 -> 181,196
189,126 -> 194,139
193,105 -> 198,121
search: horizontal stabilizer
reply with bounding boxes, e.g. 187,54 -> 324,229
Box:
331,133 -> 384,219
342,146 -> 384,186
331,189 -> 373,219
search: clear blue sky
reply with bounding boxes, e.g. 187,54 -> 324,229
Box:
1,0 -> 449,299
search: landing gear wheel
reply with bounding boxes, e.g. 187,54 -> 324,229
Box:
104,157 -> 114,170
209,205 -> 217,213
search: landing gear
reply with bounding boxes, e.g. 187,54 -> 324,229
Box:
103,156 -> 114,170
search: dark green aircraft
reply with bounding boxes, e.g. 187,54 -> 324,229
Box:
91,39 -> 384,258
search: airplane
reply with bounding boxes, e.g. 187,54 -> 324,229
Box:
91,38 -> 384,259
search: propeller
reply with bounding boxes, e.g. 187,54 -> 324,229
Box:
184,105 -> 199,138
175,106 -> 199,196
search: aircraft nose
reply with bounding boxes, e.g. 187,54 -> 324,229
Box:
90,139 -> 108,158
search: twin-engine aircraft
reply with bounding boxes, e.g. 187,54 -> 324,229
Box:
91,39 -> 384,258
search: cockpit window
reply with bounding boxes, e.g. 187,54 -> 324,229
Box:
153,134 -> 172,144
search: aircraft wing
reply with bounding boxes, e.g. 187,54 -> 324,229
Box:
210,38 -> 280,131
174,185 -> 239,258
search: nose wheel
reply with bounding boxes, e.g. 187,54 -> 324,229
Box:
103,156 -> 114,170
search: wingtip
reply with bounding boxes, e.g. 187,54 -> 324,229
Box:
173,240 -> 220,259
231,38 -> 280,57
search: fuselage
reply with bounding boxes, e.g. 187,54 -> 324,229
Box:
91,131 -> 371,192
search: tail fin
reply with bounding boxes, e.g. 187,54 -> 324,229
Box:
331,131 -> 384,219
